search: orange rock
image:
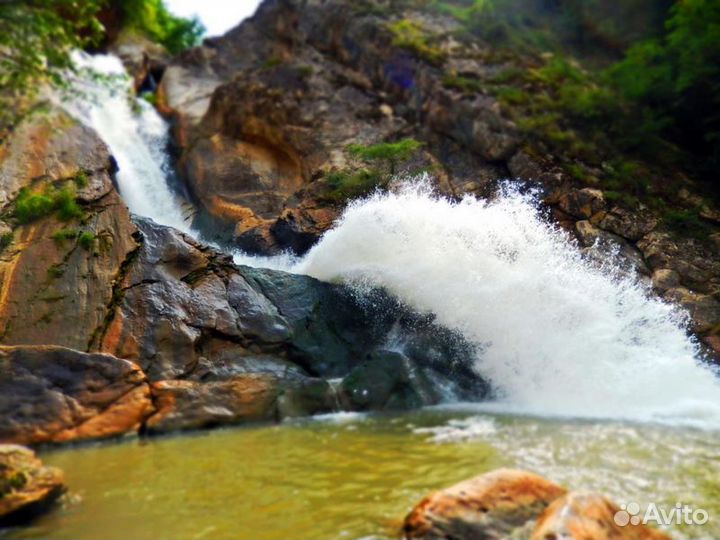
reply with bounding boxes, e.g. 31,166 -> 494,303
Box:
0,445 -> 65,524
403,468 -> 567,540
531,492 -> 671,540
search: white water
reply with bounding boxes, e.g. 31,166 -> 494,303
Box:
294,181 -> 720,428
56,53 -> 193,234
58,55 -> 720,428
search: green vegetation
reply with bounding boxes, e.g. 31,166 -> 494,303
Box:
322,138 -> 424,203
388,19 -> 445,64
52,228 -> 79,243
78,231 -> 97,251
14,183 -> 84,224
442,73 -> 483,94
262,56 -> 284,70
347,138 -> 423,175
116,0 -> 204,55
0,231 -> 12,252
0,0 -> 202,137
323,169 -> 387,203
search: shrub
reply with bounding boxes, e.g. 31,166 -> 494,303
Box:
0,231 -> 12,251
347,138 -> 423,174
14,183 -> 84,224
117,0 -> 205,55
78,231 -> 96,251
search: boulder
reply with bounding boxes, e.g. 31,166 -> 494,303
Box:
575,220 -> 649,276
339,350 -> 440,411
558,188 -> 606,220
531,492 -> 670,540
403,469 -> 566,540
0,346 -> 153,446
108,30 -> 169,91
0,445 -> 65,525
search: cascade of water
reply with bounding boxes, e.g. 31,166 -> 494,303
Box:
56,52 -> 192,234
58,54 -> 720,427
294,180 -> 720,427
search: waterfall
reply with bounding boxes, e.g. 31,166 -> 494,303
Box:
56,52 -> 193,234
294,180 -> 720,428
57,54 -> 720,428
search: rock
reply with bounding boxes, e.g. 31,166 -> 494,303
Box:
403,469 -> 566,540
145,376 -> 281,433
339,351 -> 440,411
531,492 -> 670,540
0,346 -> 153,445
146,373 -> 336,433
271,206 -> 339,255
0,110 -> 139,351
108,30 -> 169,91
0,445 -> 65,525
558,188 -> 606,220
596,207 -> 657,242
651,269 -> 680,292
576,220 -> 649,276
662,288 -> 720,333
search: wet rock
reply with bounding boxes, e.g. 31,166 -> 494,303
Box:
271,206 -> 339,255
651,269 -> 681,292
109,30 -> 169,91
339,351 -> 440,411
531,492 -> 670,540
596,207 -> 657,242
576,220 -> 649,276
403,468 -> 567,540
0,346 -> 153,446
662,288 -> 720,333
145,376 -> 280,433
558,188 -> 606,220
0,445 -> 65,524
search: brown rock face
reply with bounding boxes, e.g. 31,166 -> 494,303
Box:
145,375 -> 282,433
531,492 -> 670,540
0,110 -> 140,351
403,469 -> 567,540
0,445 -> 65,524
0,346 -> 153,446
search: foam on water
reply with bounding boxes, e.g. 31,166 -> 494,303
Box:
294,180 -> 720,427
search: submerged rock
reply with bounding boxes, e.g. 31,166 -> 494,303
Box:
0,445 -> 65,525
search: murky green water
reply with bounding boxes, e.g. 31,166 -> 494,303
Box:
3,410 -> 719,540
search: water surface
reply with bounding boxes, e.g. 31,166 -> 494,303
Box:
4,411 -> 718,540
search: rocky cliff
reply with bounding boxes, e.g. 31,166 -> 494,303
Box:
1,0 -> 720,446
157,0 -> 720,357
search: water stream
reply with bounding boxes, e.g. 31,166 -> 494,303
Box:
28,53 -> 720,540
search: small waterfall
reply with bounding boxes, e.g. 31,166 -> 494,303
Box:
294,180 -> 720,427
56,52 -> 193,234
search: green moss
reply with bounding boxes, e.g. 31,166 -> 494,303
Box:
296,65 -> 314,78
566,162 -> 589,182
664,208 -> 711,236
73,171 -> 89,189
442,73 -> 483,94
347,138 -> 423,174
52,228 -> 78,243
494,86 -> 528,106
388,19 -> 446,65
78,231 -> 96,251
322,168 -> 387,203
47,264 -> 65,279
